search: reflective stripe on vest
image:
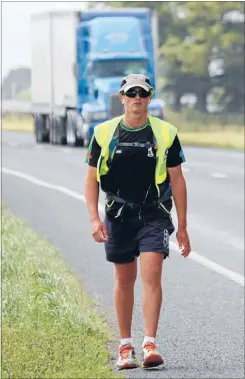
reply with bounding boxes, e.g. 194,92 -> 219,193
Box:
94,115 -> 177,197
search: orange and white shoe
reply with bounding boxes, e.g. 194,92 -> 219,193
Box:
116,344 -> 139,370
142,342 -> 164,368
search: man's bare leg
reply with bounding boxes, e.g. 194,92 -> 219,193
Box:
140,252 -> 163,336
114,259 -> 137,338
140,252 -> 164,368
114,259 -> 139,370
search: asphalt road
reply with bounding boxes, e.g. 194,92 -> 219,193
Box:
2,131 -> 244,378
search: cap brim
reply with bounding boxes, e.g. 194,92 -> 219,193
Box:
119,82 -> 154,93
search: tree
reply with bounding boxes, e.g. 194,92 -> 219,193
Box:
2,67 -> 31,100
161,2 -> 244,112
213,7 -> 245,112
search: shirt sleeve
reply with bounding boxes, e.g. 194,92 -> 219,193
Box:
85,135 -> 101,167
166,135 -> 186,168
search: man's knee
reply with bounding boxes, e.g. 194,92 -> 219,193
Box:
115,272 -> 137,289
141,252 -> 163,288
114,261 -> 137,290
142,273 -> 162,289
115,278 -> 136,291
141,264 -> 163,288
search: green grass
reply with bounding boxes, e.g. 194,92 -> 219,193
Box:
1,115 -> 34,132
2,206 -> 124,379
165,107 -> 244,150
178,128 -> 244,150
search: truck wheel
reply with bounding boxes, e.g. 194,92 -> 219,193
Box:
48,116 -> 56,145
56,117 -> 67,145
66,112 -> 80,147
35,115 -> 49,143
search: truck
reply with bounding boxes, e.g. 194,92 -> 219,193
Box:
31,8 -> 165,147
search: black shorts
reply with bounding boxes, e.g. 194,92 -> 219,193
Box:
104,209 -> 175,264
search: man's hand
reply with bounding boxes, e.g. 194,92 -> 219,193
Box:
91,218 -> 109,243
176,229 -> 191,258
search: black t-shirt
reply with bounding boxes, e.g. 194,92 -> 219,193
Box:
87,120 -> 185,203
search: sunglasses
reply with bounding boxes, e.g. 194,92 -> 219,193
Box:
124,88 -> 150,98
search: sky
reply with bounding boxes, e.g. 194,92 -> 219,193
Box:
2,1 -> 88,78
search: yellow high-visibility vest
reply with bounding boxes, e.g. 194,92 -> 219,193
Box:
94,115 -> 177,197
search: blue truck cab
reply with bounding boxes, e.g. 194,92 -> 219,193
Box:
77,8 -> 164,145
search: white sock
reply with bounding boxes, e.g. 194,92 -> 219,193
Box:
120,337 -> 133,346
142,336 -> 155,347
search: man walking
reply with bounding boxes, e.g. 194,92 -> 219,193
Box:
85,74 -> 191,369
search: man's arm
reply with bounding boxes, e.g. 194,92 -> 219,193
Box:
85,136 -> 108,243
168,164 -> 191,257
167,164 -> 187,231
85,165 -> 108,243
166,135 -> 191,257
85,166 -> 100,222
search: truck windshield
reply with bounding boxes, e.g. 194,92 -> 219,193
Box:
92,59 -> 148,78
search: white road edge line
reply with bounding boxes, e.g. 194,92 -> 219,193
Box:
211,172 -> 228,179
2,167 -> 244,287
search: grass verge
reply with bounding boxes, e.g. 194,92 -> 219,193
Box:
1,115 -> 34,132
1,114 -> 244,150
2,206 -> 123,379
178,128 -> 244,150
165,107 -> 244,150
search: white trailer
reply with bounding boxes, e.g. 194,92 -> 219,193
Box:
31,11 -> 83,145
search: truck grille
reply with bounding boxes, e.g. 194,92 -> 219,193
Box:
109,93 -> 124,119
